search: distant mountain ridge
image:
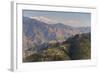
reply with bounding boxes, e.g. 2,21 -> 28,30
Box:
30,16 -> 57,24
23,16 -> 90,51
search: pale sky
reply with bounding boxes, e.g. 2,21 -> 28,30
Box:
23,10 -> 91,27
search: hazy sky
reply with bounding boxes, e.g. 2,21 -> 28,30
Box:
23,10 -> 91,27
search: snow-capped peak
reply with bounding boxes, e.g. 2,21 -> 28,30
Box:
30,16 -> 58,24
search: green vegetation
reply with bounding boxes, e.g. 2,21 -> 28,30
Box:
67,33 -> 91,60
23,33 -> 91,62
23,53 -> 42,62
42,48 -> 70,61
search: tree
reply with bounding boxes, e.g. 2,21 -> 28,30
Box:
68,33 -> 91,60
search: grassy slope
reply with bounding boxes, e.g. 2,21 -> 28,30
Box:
23,33 -> 91,62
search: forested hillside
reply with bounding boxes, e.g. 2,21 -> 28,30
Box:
23,33 -> 91,62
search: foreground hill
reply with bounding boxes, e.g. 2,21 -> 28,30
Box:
23,32 -> 91,62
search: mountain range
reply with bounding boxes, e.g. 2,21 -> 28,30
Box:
23,16 -> 90,52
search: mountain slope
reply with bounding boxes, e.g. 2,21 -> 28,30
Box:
23,32 -> 91,62
23,16 -> 91,59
